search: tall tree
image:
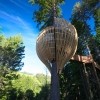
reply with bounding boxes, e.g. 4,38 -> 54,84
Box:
30,1 -> 65,100
59,1 -> 100,100
0,35 -> 25,71
0,34 -> 25,99
60,61 -> 87,100
82,0 -> 100,63
71,2 -> 92,55
29,0 -> 64,30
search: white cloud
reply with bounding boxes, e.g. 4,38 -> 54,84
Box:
9,0 -> 25,9
0,10 -> 35,33
0,10 -> 50,75
9,0 -> 32,13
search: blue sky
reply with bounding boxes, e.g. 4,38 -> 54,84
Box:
0,0 -> 82,75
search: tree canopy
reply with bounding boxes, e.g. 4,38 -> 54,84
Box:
0,34 -> 25,71
29,0 -> 65,30
59,0 -> 100,100
0,34 -> 25,99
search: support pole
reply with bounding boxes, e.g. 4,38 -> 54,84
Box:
80,63 -> 93,100
50,60 -> 60,100
92,62 -> 100,97
83,63 -> 93,100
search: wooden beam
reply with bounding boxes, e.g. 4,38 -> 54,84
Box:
71,55 -> 93,63
71,54 -> 100,70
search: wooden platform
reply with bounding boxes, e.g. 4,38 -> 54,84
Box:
71,55 -> 93,63
71,55 -> 100,70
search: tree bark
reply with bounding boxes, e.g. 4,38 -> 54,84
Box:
80,63 -> 93,100
50,60 -> 60,100
91,62 -> 100,97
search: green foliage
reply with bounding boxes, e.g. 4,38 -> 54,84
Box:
0,34 -> 50,100
12,73 -> 50,93
6,88 -> 35,100
72,2 -> 91,22
0,71 -> 50,100
35,84 -> 50,100
83,0 -> 99,10
81,0 -> 100,63
94,8 -> 100,44
71,0 -> 100,57
0,34 -> 25,71
12,73 -> 41,93
60,61 -> 86,100
36,73 -> 50,85
82,0 -> 100,44
71,1 -> 93,56
60,61 -> 100,100
0,66 -> 19,99
0,34 -> 25,99
59,0 -> 100,100
29,0 -> 65,30
11,73 -> 50,100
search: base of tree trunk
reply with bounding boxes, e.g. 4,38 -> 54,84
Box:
50,60 -> 60,100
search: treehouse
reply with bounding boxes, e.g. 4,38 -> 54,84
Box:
36,18 -> 78,73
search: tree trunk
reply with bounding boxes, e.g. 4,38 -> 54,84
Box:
91,62 -> 100,98
80,63 -> 93,100
50,60 -> 60,100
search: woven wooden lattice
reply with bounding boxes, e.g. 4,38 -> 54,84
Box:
36,18 -> 78,72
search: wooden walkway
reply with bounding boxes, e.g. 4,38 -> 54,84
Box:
71,55 -> 100,70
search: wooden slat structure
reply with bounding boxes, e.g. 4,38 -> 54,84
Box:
36,18 -> 78,72
71,54 -> 100,70
71,55 -> 93,63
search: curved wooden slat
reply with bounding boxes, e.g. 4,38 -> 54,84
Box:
36,18 -> 78,73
